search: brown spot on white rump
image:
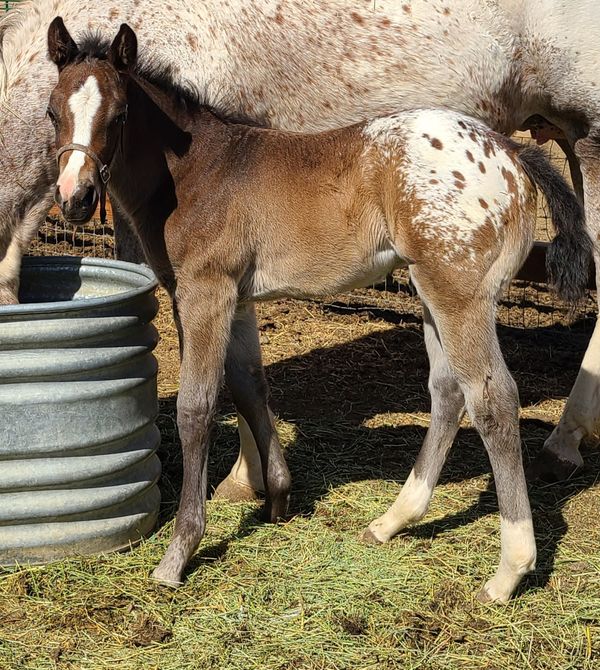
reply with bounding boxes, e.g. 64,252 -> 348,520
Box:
501,167 -> 518,194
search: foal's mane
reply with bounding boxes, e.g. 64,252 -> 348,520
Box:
76,32 -> 259,127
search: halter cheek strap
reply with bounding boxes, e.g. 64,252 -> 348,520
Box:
56,142 -> 111,226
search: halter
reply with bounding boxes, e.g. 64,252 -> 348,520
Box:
56,143 -> 111,226
55,106 -> 127,227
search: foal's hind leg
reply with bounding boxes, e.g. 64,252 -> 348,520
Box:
418,279 -> 535,602
221,304 -> 291,520
152,279 -> 237,586
363,303 -> 465,542
214,307 -> 276,503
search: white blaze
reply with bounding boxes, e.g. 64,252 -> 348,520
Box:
57,75 -> 102,200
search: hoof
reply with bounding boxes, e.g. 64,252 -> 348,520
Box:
212,474 -> 263,503
263,494 -> 290,524
476,580 -> 511,604
360,527 -> 384,545
476,586 -> 494,604
151,568 -> 183,588
476,585 -> 507,604
526,449 -> 581,483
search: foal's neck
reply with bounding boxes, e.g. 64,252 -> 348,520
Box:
109,76 -> 231,217
107,75 -> 234,291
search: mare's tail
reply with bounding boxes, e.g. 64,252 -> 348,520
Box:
517,144 -> 592,302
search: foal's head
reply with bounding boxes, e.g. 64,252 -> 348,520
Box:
47,17 -> 137,223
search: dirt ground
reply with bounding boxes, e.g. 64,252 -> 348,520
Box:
4,257 -> 600,668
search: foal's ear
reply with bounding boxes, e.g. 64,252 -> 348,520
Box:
47,17 -> 79,71
108,24 -> 138,72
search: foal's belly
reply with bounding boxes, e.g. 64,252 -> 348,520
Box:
243,245 -> 405,302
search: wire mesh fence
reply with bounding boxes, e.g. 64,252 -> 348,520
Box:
37,205 -> 116,259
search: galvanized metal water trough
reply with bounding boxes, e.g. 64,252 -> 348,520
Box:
0,256 -> 161,564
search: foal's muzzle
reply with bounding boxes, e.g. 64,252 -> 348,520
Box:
55,180 -> 98,224
55,142 -> 112,225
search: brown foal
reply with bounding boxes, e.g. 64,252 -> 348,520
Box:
47,19 -> 590,601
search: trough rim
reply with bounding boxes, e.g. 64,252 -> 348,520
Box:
2,255 -> 158,317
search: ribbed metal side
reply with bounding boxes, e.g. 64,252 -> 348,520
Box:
0,257 -> 161,564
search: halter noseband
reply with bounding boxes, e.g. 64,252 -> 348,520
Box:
56,142 -> 111,226
56,143 -> 111,184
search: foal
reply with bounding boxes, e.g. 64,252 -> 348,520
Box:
47,19 -> 590,602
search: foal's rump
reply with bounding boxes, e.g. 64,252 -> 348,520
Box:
246,108 -> 584,305
363,109 -> 588,303
365,110 -> 536,292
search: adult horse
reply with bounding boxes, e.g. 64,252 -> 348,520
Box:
0,1 -> 597,497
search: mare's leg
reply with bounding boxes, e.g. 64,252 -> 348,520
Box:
363,303 -> 465,542
0,192 -> 53,304
531,134 -> 599,480
556,139 -> 584,204
221,304 -> 291,520
152,278 -> 237,586
0,235 -> 24,305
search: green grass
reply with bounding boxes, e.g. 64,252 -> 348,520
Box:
1,411 -> 600,670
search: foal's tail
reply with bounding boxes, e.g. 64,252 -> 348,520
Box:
517,145 -> 592,303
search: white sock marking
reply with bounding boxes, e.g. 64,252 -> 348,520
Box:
367,470 -> 433,541
482,516 -> 536,602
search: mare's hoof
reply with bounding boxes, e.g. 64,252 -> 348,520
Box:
526,450 -> 581,483
212,474 -> 263,502
360,527 -> 384,545
150,568 -> 183,588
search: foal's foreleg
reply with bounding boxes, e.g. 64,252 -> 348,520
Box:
363,304 -> 465,542
151,280 -> 237,586
220,304 -> 291,520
